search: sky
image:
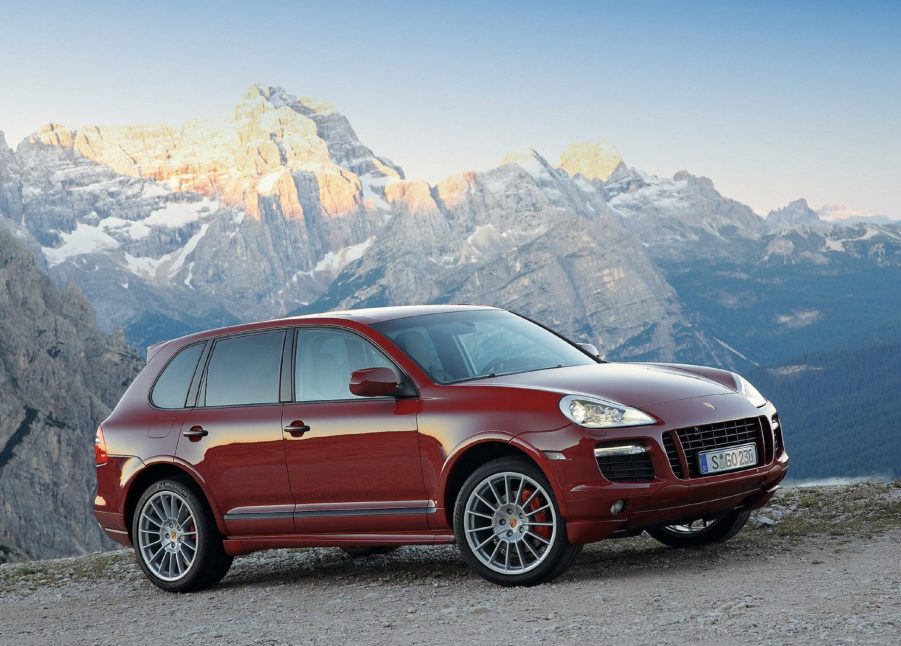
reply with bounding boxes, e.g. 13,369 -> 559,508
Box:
1,0 -> 899,217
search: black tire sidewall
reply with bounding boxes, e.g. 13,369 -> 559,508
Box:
131,478 -> 223,592
453,456 -> 575,586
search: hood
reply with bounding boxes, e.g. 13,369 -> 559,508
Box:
467,363 -> 737,408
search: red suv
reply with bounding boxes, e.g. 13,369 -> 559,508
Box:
94,305 -> 787,591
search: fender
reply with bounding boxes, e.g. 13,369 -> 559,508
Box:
121,454 -> 229,537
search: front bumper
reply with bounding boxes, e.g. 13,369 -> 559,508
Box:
519,395 -> 788,544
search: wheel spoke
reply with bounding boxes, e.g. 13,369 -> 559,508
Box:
466,509 -> 493,520
526,531 -> 550,545
525,503 -> 550,517
523,537 -> 541,560
487,480 -> 504,506
487,540 -> 502,565
474,492 -> 495,510
475,530 -> 502,550
521,489 -> 539,508
515,541 -> 525,569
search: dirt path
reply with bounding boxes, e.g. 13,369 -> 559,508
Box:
1,483 -> 899,645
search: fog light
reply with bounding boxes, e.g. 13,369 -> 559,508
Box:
610,500 -> 625,515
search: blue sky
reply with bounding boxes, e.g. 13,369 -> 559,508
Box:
1,0 -> 899,216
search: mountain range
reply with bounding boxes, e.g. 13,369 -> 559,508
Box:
0,84 -> 899,560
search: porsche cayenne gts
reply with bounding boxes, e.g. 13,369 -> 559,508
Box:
94,305 -> 787,591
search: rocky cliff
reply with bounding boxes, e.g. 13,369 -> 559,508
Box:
0,228 -> 142,560
308,151 -> 722,362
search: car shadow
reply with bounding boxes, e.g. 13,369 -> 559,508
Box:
211,533 -> 776,591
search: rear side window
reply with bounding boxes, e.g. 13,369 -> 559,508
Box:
204,331 -> 285,406
151,343 -> 204,409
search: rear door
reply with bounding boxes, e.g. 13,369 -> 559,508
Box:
176,329 -> 294,536
282,326 -> 429,533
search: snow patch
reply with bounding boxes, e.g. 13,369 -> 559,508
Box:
256,171 -> 284,194
145,199 -> 217,228
776,310 -> 821,329
313,238 -> 373,274
43,223 -> 120,266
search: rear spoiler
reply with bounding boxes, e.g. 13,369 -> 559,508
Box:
146,340 -> 171,362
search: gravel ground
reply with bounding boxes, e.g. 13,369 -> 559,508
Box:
1,483 -> 899,645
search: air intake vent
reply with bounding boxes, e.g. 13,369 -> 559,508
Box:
595,449 -> 655,482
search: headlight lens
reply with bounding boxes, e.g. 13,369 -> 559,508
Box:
733,373 -> 767,408
559,395 -> 655,428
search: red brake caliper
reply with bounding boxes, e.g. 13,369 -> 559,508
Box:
520,488 -> 552,540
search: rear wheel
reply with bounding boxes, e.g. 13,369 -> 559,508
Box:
646,509 -> 751,548
340,546 -> 398,558
132,478 -> 233,592
453,457 -> 580,586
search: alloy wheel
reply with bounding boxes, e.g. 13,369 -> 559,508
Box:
463,471 -> 557,575
137,490 -> 199,582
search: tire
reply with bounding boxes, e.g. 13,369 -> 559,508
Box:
132,478 -> 233,592
646,509 -> 751,548
340,546 -> 399,558
453,457 -> 580,586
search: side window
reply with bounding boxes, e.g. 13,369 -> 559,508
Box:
204,331 -> 285,407
151,343 -> 204,409
381,326 -> 447,381
295,328 -> 395,402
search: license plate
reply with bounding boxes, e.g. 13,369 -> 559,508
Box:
698,443 -> 757,475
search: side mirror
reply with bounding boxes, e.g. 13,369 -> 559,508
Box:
577,342 -> 601,359
349,367 -> 400,397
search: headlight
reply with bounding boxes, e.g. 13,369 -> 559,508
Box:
559,395 -> 655,428
732,373 -> 767,408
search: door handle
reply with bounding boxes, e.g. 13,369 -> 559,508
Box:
182,426 -> 208,440
283,421 -> 310,438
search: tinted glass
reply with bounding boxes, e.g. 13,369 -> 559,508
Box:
151,343 -> 204,408
374,310 -> 595,383
295,328 -> 395,401
205,331 -> 285,406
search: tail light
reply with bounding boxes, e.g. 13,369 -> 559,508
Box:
95,427 -> 108,466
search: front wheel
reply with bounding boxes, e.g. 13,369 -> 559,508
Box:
646,509 -> 751,548
453,457 -> 581,586
132,478 -> 233,592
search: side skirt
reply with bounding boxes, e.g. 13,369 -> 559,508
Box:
223,531 -> 456,556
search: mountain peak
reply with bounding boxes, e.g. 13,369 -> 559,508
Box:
25,85 -> 403,220
558,139 -> 623,181
243,84 -> 336,116
498,148 -> 553,177
767,198 -> 821,229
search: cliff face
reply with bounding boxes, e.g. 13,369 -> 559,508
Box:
309,151 -> 722,362
0,228 -> 142,560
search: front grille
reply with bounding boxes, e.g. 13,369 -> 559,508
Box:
674,417 -> 763,477
595,453 -> 655,482
662,432 -> 685,478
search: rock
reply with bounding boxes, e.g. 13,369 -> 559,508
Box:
0,228 -> 143,560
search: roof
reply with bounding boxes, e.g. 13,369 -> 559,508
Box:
148,304 -> 498,358
285,304 -> 497,323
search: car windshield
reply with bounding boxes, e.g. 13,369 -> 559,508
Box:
372,309 -> 597,384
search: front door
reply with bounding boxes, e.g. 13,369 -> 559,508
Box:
176,329 -> 293,536
283,326 -> 428,533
